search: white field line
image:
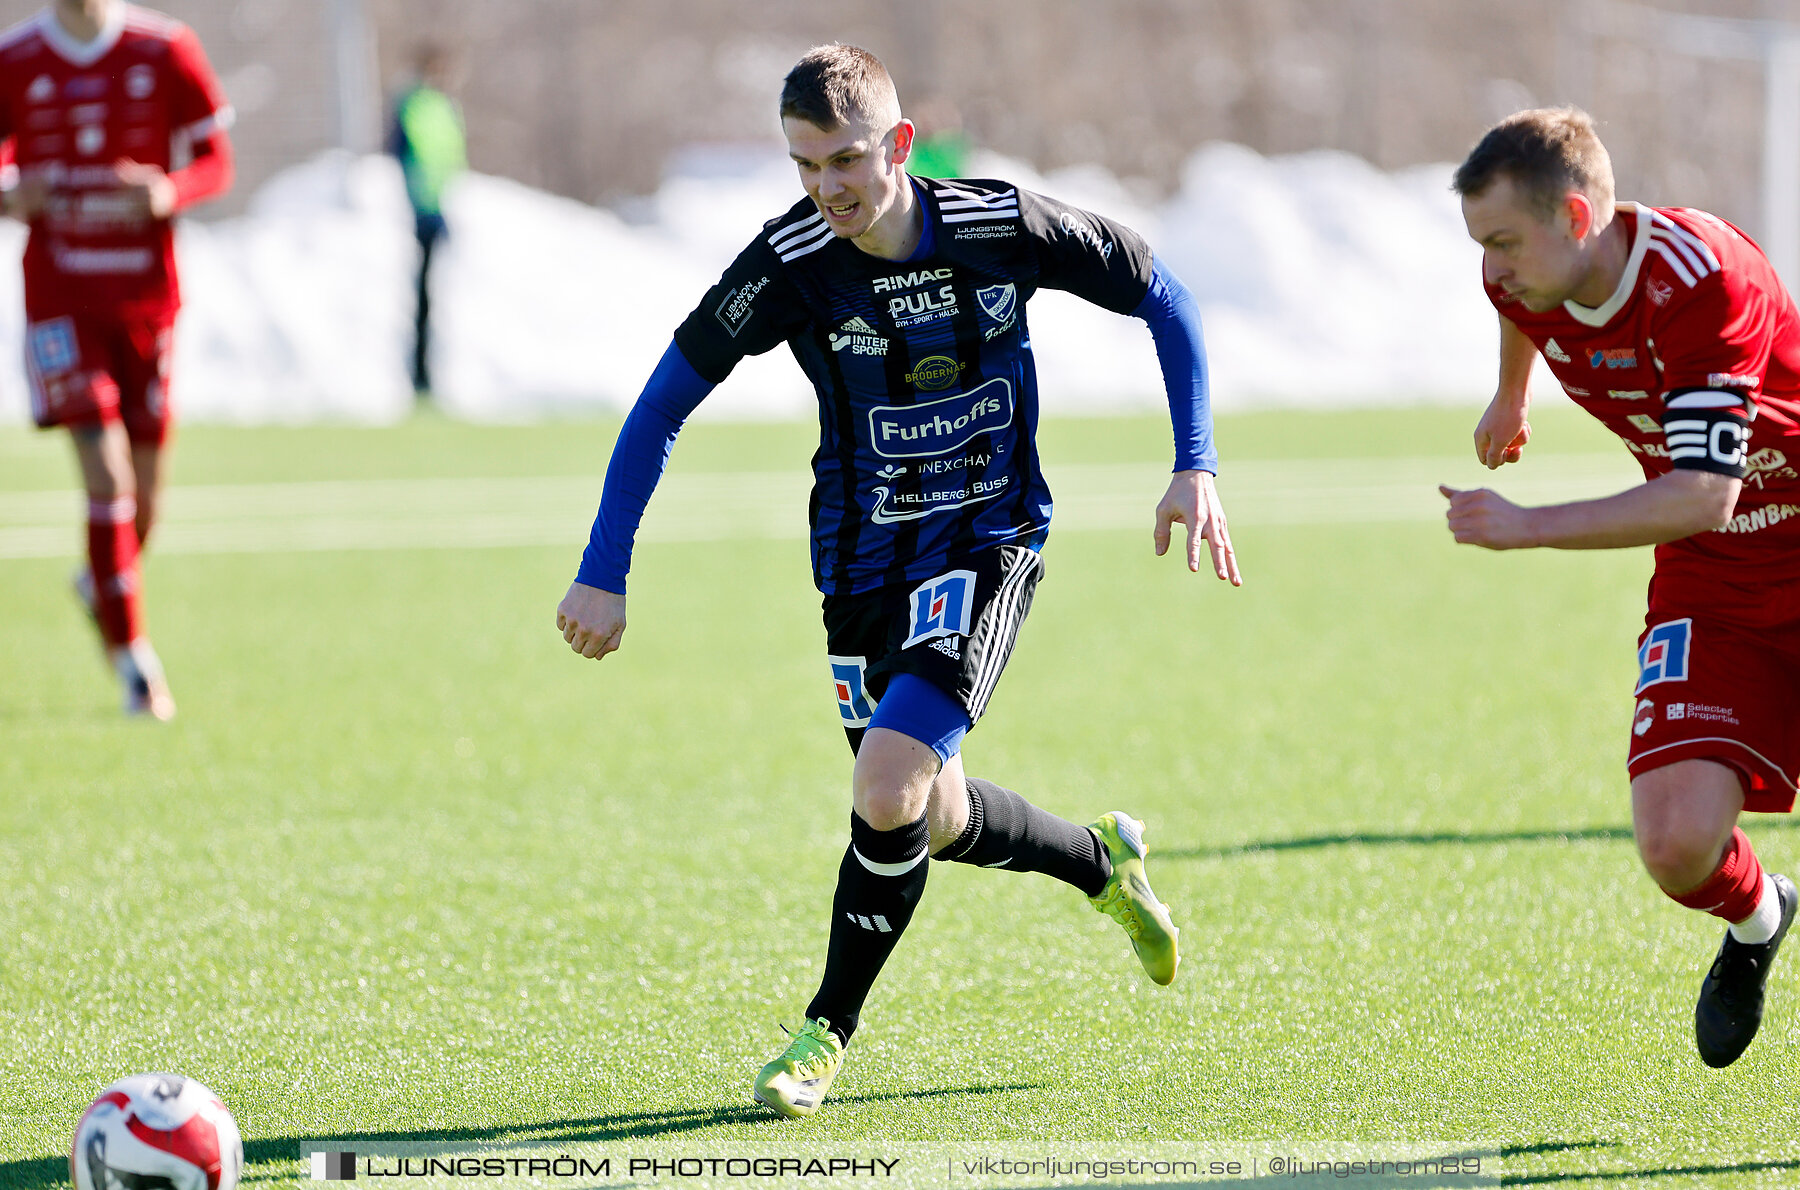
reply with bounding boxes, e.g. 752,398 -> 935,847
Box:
0,454 -> 1641,560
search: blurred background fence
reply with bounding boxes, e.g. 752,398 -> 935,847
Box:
0,0 -> 1794,235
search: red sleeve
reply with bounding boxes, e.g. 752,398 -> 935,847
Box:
168,125 -> 232,210
166,24 -> 230,134
1653,268 -> 1776,404
1651,268 -> 1766,477
164,25 -> 234,210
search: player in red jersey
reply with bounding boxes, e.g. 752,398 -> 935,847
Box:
1443,108 -> 1796,1068
0,0 -> 233,718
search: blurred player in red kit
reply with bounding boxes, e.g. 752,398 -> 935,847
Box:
0,0 -> 233,718
1444,108 -> 1794,1067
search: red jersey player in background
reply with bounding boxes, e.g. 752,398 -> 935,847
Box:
0,0 -> 233,718
1443,108 -> 1795,1068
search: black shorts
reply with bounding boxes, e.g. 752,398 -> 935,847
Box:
822,544 -> 1044,752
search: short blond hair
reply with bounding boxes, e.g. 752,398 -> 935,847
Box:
1454,107 -> 1615,219
779,44 -> 900,131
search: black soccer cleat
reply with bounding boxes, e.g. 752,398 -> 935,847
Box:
1694,872 -> 1796,1068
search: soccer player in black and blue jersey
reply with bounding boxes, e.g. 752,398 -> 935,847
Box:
557,44 -> 1239,1117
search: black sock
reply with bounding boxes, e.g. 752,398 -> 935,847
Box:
935,778 -> 1111,896
805,811 -> 931,1045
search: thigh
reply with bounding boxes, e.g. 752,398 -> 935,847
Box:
113,311 -> 176,448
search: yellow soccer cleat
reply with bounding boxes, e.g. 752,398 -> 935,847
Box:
751,1018 -> 845,1118
1088,811 -> 1179,986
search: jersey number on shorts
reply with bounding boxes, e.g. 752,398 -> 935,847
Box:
1636,618 -> 1693,693
903,570 -> 977,649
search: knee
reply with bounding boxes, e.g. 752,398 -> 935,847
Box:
1631,761 -> 1743,891
86,473 -> 134,506
851,727 -> 937,830
78,448 -> 135,504
854,779 -> 923,832
1635,820 -> 1723,891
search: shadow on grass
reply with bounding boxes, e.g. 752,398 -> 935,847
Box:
0,1083 -> 1044,1188
1501,1157 -> 1800,1185
1164,816 -> 1800,862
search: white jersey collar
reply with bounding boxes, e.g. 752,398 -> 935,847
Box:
1562,202 -> 1650,328
36,2 -> 126,68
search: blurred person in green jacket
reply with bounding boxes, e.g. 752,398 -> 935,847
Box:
388,43 -> 465,398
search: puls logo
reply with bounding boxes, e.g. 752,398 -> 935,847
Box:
887,285 -> 958,327
874,266 -> 958,327
1590,347 -> 1638,369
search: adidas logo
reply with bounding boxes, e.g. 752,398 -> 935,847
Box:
841,316 -> 877,334
1545,338 -> 1570,363
847,913 -> 893,932
928,636 -> 962,659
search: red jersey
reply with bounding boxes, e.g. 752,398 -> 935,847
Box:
0,4 -> 230,315
1488,203 -> 1800,582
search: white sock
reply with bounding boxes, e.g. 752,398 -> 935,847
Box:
1729,874 -> 1781,944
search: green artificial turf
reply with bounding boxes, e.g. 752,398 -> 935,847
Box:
0,407 -> 1794,1188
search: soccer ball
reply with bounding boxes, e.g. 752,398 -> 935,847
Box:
70,1074 -> 243,1190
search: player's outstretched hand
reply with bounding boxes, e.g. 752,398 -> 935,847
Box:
1154,469 -> 1241,585
1473,393 -> 1531,469
1440,485 -> 1535,549
557,582 -> 627,660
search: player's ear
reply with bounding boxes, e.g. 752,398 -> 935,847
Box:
891,119 -> 915,166
1565,190 -> 1596,241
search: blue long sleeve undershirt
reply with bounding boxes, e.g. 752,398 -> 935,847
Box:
575,341 -> 715,593
576,255 -> 1216,593
1133,255 -> 1216,475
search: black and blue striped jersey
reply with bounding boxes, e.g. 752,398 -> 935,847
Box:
673,178 -> 1159,597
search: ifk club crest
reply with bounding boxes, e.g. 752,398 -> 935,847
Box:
976,283 -> 1018,330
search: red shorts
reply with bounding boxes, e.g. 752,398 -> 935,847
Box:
1628,567 -> 1800,812
26,308 -> 176,446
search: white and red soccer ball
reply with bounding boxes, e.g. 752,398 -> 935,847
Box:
70,1074 -> 243,1190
